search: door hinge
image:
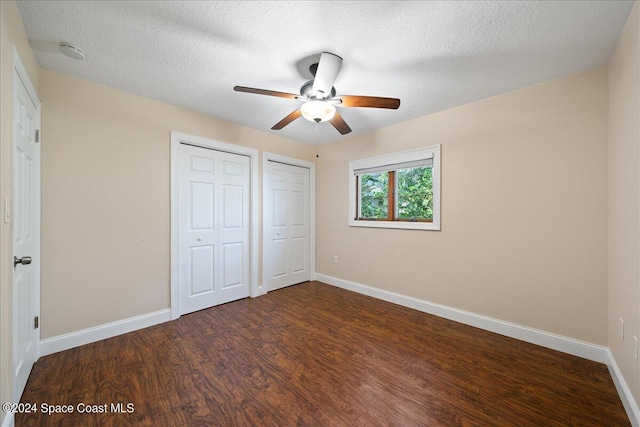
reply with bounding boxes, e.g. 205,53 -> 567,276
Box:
34,316 -> 39,329
35,129 -> 40,143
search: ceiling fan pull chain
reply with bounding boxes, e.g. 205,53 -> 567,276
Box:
315,122 -> 320,158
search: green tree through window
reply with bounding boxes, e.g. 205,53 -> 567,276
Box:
360,172 -> 388,219
397,166 -> 433,220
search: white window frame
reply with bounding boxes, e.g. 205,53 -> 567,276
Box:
348,145 -> 441,231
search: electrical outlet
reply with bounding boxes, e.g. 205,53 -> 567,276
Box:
634,336 -> 638,361
620,318 -> 624,341
333,256 -> 339,264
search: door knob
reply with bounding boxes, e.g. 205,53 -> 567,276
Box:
14,256 -> 32,267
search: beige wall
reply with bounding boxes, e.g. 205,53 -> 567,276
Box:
38,69 -> 316,339
0,0 -> 39,417
609,2 -> 640,408
317,67 -> 609,346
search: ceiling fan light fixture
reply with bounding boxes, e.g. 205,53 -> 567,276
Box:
300,100 -> 336,123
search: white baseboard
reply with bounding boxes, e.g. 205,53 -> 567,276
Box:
607,349 -> 640,427
315,273 -> 608,363
39,309 -> 171,357
1,412 -> 14,427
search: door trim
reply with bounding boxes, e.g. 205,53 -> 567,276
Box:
12,46 -> 41,400
262,152 -> 316,294
170,132 -> 259,320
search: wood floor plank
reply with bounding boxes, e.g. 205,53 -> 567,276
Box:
17,281 -> 629,426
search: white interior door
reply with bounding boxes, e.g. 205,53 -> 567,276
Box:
217,151 -> 250,304
265,161 -> 310,291
178,144 -> 250,315
13,65 -> 40,402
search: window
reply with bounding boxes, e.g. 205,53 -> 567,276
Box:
349,145 -> 440,230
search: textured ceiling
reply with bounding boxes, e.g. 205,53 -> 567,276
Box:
17,1 -> 634,144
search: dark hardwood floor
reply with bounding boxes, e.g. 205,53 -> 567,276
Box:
18,281 -> 628,426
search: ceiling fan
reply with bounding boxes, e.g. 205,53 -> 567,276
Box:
234,52 -> 401,135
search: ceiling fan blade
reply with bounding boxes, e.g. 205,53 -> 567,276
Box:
271,109 -> 302,130
329,111 -> 352,135
338,95 -> 401,109
234,86 -> 299,100
312,52 -> 343,99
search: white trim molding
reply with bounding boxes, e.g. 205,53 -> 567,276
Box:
13,46 -> 40,107
40,309 -> 170,357
262,152 -> 317,293
606,350 -> 640,426
1,412 -> 14,427
315,273 -> 608,363
170,131 -> 260,320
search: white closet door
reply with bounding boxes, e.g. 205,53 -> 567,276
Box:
288,165 -> 310,285
179,145 -> 218,315
217,151 -> 250,304
265,161 -> 310,291
179,144 -> 250,315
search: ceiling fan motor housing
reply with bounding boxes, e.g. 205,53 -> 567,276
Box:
300,80 -> 336,99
